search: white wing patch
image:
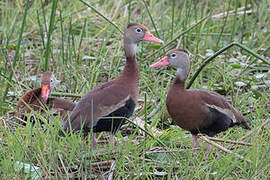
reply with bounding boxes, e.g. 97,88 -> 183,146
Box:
98,95 -> 131,119
205,104 -> 237,123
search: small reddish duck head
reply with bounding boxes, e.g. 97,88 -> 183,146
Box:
124,23 -> 163,57
151,49 -> 191,81
40,72 -> 59,101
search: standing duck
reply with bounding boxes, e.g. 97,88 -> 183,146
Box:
17,72 -> 76,122
59,23 -> 163,140
151,48 -> 250,155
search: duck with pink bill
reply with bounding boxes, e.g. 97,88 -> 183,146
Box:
151,48 -> 250,158
17,72 -> 76,124
59,23 -> 163,148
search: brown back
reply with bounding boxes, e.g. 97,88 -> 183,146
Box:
17,88 -> 46,113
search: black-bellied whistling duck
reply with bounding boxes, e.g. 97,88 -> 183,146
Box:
151,48 -> 250,156
59,23 -> 163,142
17,72 -> 76,122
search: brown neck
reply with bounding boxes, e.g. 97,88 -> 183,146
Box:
118,39 -> 139,82
173,76 -> 186,90
119,55 -> 139,82
172,68 -> 188,90
35,88 -> 48,105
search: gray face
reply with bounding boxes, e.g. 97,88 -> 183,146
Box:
49,74 -> 59,89
167,50 -> 191,81
167,50 -> 190,69
124,26 -> 146,44
40,72 -> 60,89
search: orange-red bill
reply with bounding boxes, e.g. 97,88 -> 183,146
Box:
151,56 -> 169,68
143,31 -> 164,44
41,84 -> 50,100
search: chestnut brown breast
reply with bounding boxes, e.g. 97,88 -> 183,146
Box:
17,88 -> 45,113
166,76 -> 249,137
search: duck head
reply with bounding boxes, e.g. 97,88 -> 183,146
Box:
151,49 -> 191,81
41,72 -> 59,100
124,23 -> 163,57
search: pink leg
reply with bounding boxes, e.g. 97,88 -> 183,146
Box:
92,133 -> 96,149
192,134 -> 199,155
205,143 -> 212,159
110,134 -> 116,146
192,135 -> 212,159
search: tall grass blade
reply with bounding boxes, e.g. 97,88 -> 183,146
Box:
216,0 -> 231,46
3,0 -> 30,101
142,0 -> 160,38
240,0 -> 249,44
44,0 -> 58,71
79,0 -> 123,34
171,0 -> 175,40
6,13 -> 19,46
230,1 -> 238,42
76,18 -> 87,62
127,0 -> 131,24
59,10 -> 65,64
36,10 -> 45,48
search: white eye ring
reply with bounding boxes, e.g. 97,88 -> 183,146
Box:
171,53 -> 177,58
136,28 -> 142,33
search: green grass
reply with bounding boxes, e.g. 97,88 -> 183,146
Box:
0,0 -> 270,179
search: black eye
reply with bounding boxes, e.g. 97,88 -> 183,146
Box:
136,28 -> 142,33
50,79 -> 53,83
171,53 -> 176,58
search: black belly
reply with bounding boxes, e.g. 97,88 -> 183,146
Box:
190,107 -> 233,137
92,98 -> 136,134
20,114 -> 49,126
